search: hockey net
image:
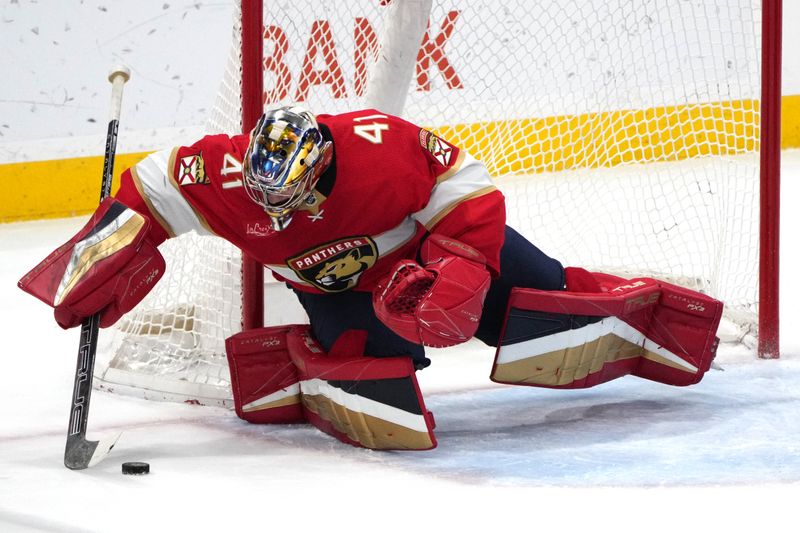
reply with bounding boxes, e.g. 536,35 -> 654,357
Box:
95,0 -> 775,406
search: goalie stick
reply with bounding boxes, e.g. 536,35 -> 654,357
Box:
64,66 -> 130,470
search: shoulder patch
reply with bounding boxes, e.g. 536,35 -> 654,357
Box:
418,129 -> 454,167
178,154 -> 209,186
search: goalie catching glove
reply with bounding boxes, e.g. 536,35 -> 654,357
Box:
373,234 -> 491,348
18,198 -> 165,329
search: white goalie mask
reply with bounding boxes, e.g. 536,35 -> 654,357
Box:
242,106 -> 333,231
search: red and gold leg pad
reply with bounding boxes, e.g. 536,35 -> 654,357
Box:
226,326 -> 436,450
491,273 -> 723,389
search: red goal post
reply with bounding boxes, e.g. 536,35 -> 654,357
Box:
759,0 -> 781,359
240,0 -> 265,332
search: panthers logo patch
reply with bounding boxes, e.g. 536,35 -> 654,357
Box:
288,237 -> 377,292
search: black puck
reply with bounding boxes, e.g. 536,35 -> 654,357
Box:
121,462 -> 150,475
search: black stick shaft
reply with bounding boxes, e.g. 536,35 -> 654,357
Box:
64,68 -> 129,470
100,118 -> 119,200
67,117 -> 118,437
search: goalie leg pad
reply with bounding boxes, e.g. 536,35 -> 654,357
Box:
226,326 -> 437,450
288,327 -> 437,450
225,326 -> 305,424
491,277 -> 722,388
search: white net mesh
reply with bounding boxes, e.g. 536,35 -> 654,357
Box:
96,0 -> 765,404
95,4 -> 247,406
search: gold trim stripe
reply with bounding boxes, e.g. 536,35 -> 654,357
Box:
242,394 -> 302,413
492,332 -> 642,386
55,211 -> 145,306
302,393 -> 434,450
492,332 -> 697,387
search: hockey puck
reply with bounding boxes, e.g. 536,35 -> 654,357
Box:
121,462 -> 150,475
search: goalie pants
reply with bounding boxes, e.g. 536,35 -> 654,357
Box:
293,225 -> 564,369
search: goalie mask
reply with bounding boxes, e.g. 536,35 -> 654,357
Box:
243,106 -> 332,231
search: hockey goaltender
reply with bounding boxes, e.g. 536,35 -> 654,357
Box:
19,106 -> 722,450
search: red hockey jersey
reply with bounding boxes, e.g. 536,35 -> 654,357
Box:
115,109 -> 505,294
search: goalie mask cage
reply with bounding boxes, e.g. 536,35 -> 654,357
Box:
95,0 -> 781,406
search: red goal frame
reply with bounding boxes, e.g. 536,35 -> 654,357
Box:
759,0 -> 782,359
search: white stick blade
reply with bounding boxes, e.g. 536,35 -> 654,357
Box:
87,432 -> 123,467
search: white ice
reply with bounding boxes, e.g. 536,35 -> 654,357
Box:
0,153 -> 798,532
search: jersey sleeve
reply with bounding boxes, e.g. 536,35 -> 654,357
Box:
114,158 -> 171,247
410,127 -> 506,277
114,136 -> 230,246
